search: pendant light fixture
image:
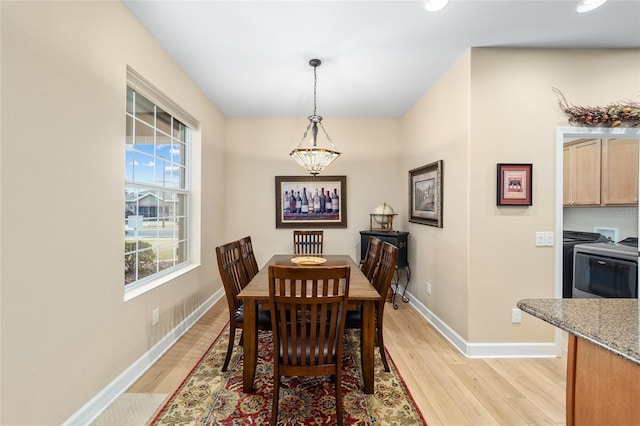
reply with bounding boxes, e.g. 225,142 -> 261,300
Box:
290,59 -> 340,176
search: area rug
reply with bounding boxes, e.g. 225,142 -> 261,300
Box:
150,326 -> 427,425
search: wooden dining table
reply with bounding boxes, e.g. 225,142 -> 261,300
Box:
237,254 -> 381,394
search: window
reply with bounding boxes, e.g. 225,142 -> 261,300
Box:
125,86 -> 190,288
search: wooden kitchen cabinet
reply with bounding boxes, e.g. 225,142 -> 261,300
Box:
563,138 -> 601,206
518,299 -> 640,426
601,138 -> 639,205
567,334 -> 640,426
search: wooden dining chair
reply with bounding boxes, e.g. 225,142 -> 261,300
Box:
293,230 -> 324,255
346,241 -> 398,372
238,235 -> 259,280
215,240 -> 271,371
360,236 -> 383,282
268,264 -> 350,426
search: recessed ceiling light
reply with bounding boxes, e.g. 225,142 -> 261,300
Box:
576,0 -> 608,13
424,0 -> 450,13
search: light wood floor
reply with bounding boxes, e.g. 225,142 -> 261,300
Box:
127,298 -> 567,425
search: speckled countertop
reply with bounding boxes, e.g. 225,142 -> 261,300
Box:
517,298 -> 640,366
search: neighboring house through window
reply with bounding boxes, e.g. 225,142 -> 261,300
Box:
124,74 -> 192,290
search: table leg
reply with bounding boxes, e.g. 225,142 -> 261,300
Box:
361,301 -> 375,394
242,300 -> 258,393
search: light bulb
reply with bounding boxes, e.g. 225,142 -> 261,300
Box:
424,0 -> 450,13
576,0 -> 607,13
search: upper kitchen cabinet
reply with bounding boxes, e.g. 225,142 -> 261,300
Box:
601,138 -> 639,206
563,138 -> 601,206
563,138 -> 639,207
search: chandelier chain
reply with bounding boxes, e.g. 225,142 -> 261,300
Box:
318,121 -> 336,148
313,64 -> 318,117
298,121 -> 313,146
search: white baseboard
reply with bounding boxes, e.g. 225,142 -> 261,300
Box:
400,287 -> 559,359
63,290 -> 223,426
66,285 -> 558,425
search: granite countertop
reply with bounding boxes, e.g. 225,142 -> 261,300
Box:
517,298 -> 640,366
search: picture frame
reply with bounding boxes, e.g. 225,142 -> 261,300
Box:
409,160 -> 443,228
275,176 -> 347,228
496,163 -> 533,206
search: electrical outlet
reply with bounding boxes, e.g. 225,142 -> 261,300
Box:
426,282 -> 432,295
511,308 -> 522,324
152,308 -> 159,325
535,232 -> 545,246
544,232 -> 554,246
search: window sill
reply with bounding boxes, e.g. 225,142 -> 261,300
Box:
124,264 -> 200,302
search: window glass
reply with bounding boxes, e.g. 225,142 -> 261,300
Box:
125,87 -> 190,289
135,94 -> 155,127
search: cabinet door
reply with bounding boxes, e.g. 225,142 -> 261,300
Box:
564,139 -> 601,206
563,145 -> 572,205
601,138 -> 639,206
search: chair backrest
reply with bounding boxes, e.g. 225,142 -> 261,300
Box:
293,230 -> 324,255
215,240 -> 250,314
268,265 -> 350,370
372,242 -> 399,311
238,236 -> 259,280
360,237 -> 383,282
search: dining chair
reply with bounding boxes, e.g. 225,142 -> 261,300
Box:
238,235 -> 260,280
293,230 -> 324,255
360,236 -> 383,282
346,241 -> 398,372
215,240 -> 271,372
268,264 -> 350,426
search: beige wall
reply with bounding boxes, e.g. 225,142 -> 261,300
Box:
400,50 -> 472,338
1,2 -> 225,424
401,48 -> 640,344
223,118 -> 402,264
564,206 -> 637,240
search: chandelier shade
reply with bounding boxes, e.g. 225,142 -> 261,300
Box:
290,59 -> 340,176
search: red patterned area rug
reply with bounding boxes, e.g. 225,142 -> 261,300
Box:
150,326 -> 427,425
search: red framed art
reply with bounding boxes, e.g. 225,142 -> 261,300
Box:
497,163 -> 532,206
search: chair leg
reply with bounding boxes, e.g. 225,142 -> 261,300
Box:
377,322 -> 390,372
222,322 -> 236,372
335,369 -> 343,426
271,375 -> 280,425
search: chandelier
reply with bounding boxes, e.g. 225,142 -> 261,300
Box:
290,59 -> 340,176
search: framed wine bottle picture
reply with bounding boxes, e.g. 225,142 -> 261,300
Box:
275,176 -> 347,228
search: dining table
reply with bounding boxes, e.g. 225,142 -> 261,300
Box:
237,254 -> 381,394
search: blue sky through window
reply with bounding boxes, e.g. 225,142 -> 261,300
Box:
125,140 -> 184,188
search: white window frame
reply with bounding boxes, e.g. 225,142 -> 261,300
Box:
125,67 -> 199,296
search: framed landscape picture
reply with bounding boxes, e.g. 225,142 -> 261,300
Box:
275,176 -> 347,228
409,160 -> 443,228
497,163 -> 532,206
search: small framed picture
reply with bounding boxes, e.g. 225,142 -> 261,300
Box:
497,163 -> 532,206
409,160 -> 443,227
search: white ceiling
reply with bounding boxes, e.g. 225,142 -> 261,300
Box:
123,0 -> 640,118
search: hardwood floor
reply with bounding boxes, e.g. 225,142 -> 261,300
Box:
126,298 -> 567,425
